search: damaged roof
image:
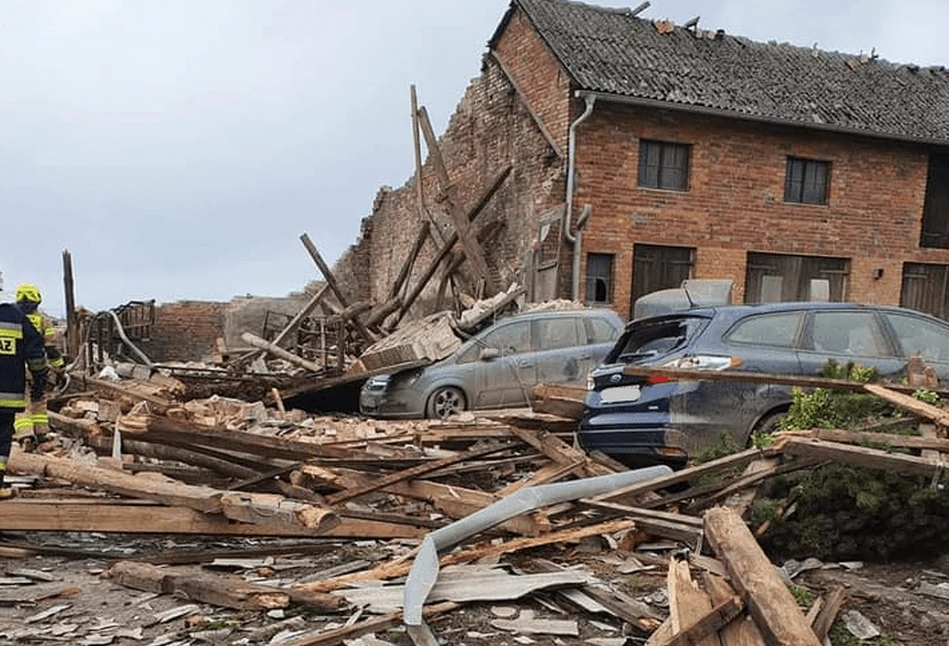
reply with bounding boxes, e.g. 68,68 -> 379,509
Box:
497,0 -> 949,144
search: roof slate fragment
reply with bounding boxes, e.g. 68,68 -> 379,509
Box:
508,0 -> 949,144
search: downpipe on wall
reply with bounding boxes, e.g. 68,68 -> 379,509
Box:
565,93 -> 596,301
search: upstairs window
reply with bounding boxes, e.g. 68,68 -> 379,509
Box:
785,157 -> 829,205
638,140 -> 690,191
920,154 -> 949,249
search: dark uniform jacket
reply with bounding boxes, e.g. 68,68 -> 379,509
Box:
0,303 -> 48,411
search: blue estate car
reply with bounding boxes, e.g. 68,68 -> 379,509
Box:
579,302 -> 949,467
361,308 -> 624,419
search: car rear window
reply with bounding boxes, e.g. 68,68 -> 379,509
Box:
610,317 -> 703,364
725,312 -> 803,348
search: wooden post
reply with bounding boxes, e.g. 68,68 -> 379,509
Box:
417,105 -> 496,296
705,506 -> 821,646
62,249 -> 79,361
299,233 -> 373,344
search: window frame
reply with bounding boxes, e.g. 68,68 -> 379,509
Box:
637,139 -> 691,192
585,253 -> 615,306
784,156 -> 830,205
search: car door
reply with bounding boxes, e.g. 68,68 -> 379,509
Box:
797,309 -> 902,377
471,319 -> 533,408
531,315 -> 586,389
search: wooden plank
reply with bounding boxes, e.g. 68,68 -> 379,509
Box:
9,451 -> 339,533
0,500 -> 425,538
919,423 -> 941,461
510,427 -> 614,477
704,507 -> 821,646
864,383 -> 949,426
325,442 -> 513,505
782,437 -> 945,478
417,105 -> 496,296
77,375 -> 175,413
666,557 -> 721,646
780,428 -> 949,452
108,561 -> 293,611
241,331 -> 324,373
809,585 -> 847,642
703,573 -> 767,646
10,450 -> 224,513
529,383 -> 587,420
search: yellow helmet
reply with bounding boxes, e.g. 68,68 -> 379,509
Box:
15,283 -> 42,305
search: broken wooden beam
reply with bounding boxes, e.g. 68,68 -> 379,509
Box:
863,383 -> 949,426
108,561 -> 293,611
9,450 -> 339,533
704,506 -> 822,646
529,383 -> 587,420
0,499 -> 427,538
782,437 -> 947,478
241,332 -> 324,373
300,233 -> 374,344
417,105 -> 496,296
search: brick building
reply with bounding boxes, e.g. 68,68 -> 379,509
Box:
336,0 -> 949,322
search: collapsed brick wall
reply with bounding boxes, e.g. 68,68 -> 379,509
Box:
142,300 -> 228,363
333,51 -> 569,318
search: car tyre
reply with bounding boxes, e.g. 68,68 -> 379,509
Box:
426,387 -> 467,420
748,410 -> 787,447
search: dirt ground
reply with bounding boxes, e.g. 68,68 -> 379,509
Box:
1,533 -> 948,646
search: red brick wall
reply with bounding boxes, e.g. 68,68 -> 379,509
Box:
575,102 -> 943,317
144,300 -> 227,362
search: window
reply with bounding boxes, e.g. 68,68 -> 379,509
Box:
785,157 -> 829,204
457,321 -> 531,363
920,154 -> 949,248
726,312 -> 803,348
886,312 -> 949,362
585,253 -> 614,305
481,321 -> 531,357
534,317 -> 579,351
806,311 -> 889,357
638,140 -> 690,191
584,317 -> 618,344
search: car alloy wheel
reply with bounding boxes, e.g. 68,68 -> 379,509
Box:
427,387 -> 466,420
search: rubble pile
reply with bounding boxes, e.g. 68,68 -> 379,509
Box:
0,366 -> 948,645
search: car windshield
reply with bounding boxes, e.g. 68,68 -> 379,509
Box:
610,316 -> 705,363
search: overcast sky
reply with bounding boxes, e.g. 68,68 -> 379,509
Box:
1,0 -> 946,317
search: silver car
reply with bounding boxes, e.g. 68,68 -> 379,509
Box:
360,309 -> 624,419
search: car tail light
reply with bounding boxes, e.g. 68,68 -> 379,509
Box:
647,374 -> 673,384
659,447 -> 687,459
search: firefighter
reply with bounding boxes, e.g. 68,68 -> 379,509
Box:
13,284 -> 64,449
0,287 -> 48,499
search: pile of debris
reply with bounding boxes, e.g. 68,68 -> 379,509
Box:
2,369 -> 949,644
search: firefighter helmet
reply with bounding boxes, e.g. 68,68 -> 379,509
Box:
15,283 -> 42,305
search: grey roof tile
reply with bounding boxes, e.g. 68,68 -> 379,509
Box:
511,0 -> 949,143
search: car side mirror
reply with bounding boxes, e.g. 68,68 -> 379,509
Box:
479,347 -> 500,361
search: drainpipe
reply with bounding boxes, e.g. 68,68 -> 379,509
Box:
565,93 -> 596,301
